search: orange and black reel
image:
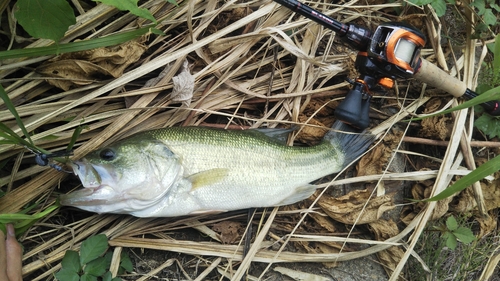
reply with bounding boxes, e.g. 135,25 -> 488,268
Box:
274,0 -> 500,129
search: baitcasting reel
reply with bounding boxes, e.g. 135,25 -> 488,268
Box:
274,0 -> 500,129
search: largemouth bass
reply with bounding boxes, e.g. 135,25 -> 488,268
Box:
60,121 -> 373,217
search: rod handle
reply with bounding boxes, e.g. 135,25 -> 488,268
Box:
415,59 -> 500,116
414,59 -> 467,97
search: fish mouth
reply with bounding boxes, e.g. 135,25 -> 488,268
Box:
60,161 -> 119,207
59,187 -> 110,206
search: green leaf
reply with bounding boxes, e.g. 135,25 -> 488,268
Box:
80,273 -> 98,281
151,28 -> 165,36
14,0 -> 76,42
0,26 -> 151,60
67,125 -> 86,152
445,232 -> 458,250
453,227 -> 476,244
483,9 -> 497,26
430,0 -> 447,17
55,268 -> 80,281
494,34 -> 500,73
103,271 -> 122,281
407,0 -> 435,4
491,3 -> 500,12
474,114 -> 500,138
61,250 -> 81,273
476,83 -> 493,95
84,256 -> 108,277
0,206 -> 58,221
104,251 -> 113,267
0,85 -> 34,147
102,272 -> 113,281
80,234 -> 108,265
446,216 -> 458,231
120,251 -> 133,272
424,154 -> 500,201
471,0 -> 486,15
0,123 -> 30,147
93,0 -> 157,23
0,205 -> 58,236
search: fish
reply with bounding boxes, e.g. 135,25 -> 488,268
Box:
60,121 -> 374,217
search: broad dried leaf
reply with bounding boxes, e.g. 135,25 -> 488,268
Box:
70,41 -> 147,77
368,219 -> 404,278
37,41 -> 146,90
171,60 -> 194,106
420,115 -> 450,140
476,215 -> 497,238
410,182 -> 453,220
293,239 -> 339,268
357,131 -> 401,177
295,116 -> 328,145
37,60 -> 113,91
212,221 -> 242,244
308,212 -> 337,233
317,189 -> 395,225
412,98 -> 451,140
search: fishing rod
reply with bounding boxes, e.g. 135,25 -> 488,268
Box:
273,0 -> 500,129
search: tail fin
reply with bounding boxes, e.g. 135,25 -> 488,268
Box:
323,120 -> 375,167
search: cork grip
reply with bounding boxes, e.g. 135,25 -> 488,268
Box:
414,59 -> 467,98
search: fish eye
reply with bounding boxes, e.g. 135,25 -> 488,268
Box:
99,148 -> 116,161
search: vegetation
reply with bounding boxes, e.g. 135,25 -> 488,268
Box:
55,234 -> 132,281
406,215 -> 498,281
407,0 -> 500,27
434,216 -> 476,250
475,34 -> 500,138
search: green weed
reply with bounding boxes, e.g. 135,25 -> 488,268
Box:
433,216 -> 476,250
0,205 -> 58,237
55,234 -> 133,281
406,215 -> 497,281
407,0 -> 499,38
475,34 -> 500,138
14,0 -> 164,42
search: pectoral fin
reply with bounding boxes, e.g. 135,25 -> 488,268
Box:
277,184 -> 318,205
187,168 -> 229,190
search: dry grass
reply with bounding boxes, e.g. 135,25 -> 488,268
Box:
0,0 -> 499,280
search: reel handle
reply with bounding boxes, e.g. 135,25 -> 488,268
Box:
415,59 -> 500,116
